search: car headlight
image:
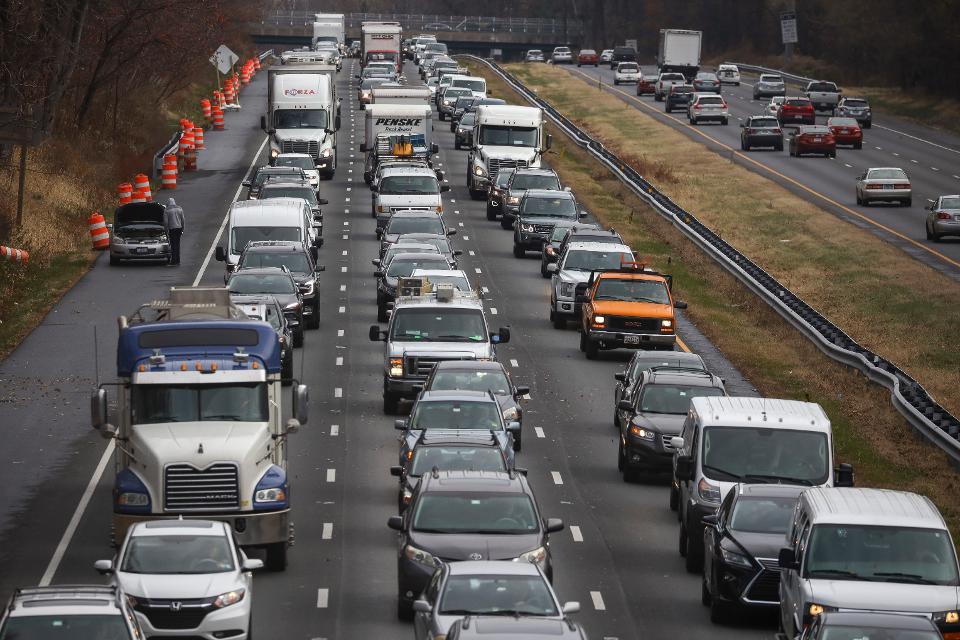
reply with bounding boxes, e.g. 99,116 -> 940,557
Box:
299,280 -> 315,296
404,544 -> 439,568
321,148 -> 332,158
389,358 -> 403,377
254,465 -> 288,508
628,424 -> 656,441
111,235 -> 125,244
158,234 -> 168,242
270,148 -> 279,158
559,282 -> 574,297
284,302 -> 302,311
593,315 -> 605,324
213,589 -> 246,609
502,406 -> 519,421
807,603 -> 837,618
697,477 -> 721,504
442,99 -> 451,106
473,164 -> 486,177
515,546 -> 547,566
377,204 -> 387,213
720,546 -> 753,569
507,196 -> 520,204
934,611 -> 960,625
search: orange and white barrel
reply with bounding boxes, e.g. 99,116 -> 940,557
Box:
253,56 -> 261,71
161,154 -> 177,189
183,145 -> 197,171
88,212 -> 110,250
117,182 -> 133,205
193,127 -> 205,150
0,245 -> 29,265
134,173 -> 152,202
213,107 -> 225,131
200,99 -> 212,121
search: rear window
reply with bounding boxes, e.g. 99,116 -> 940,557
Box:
868,169 -> 908,180
671,86 -> 694,94
662,73 -> 685,81
618,63 -> 638,72
843,99 -> 868,108
828,117 -> 859,127
761,74 -> 783,82
697,96 -> 723,105
808,82 -> 838,92
580,49 -> 596,55
785,98 -> 812,106
614,47 -> 636,55
750,117 -> 779,128
800,126 -> 830,134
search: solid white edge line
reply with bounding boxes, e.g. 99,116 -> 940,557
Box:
874,123 -> 960,155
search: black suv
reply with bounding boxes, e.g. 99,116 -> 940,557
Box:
613,351 -> 706,426
513,190 -> 585,258
387,470 -> 564,618
609,46 -> 637,69
244,166 -> 307,199
225,267 -> 304,346
616,367 -> 726,481
664,84 -> 695,113
500,168 -> 563,230
234,241 -> 324,329
740,115 -> 783,151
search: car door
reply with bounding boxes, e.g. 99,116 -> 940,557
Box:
782,516 -> 811,636
414,568 -> 443,639
704,491 -> 732,591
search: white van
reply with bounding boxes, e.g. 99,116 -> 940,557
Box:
215,198 -> 318,273
670,396 -> 854,573
449,75 -> 487,99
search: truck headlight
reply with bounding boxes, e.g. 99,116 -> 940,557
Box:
593,315 -> 605,324
254,465 -> 289,508
697,477 -> 721,504
111,235 -> 125,244
515,546 -> 547,567
270,148 -> 279,158
934,611 -> 960,625
114,469 -> 151,513
559,282 -> 574,297
473,164 -> 486,177
213,589 -> 246,609
321,148 -> 333,158
502,406 -> 519,421
404,544 -> 439,568
661,318 -> 674,333
389,358 -> 403,377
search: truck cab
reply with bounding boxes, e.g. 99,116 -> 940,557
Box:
368,280 -> 511,414
467,105 -> 551,200
90,287 -> 309,571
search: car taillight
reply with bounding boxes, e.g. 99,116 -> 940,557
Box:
865,184 -> 883,190
897,183 -> 911,189
720,102 -> 728,109
694,105 -> 701,110
746,128 -> 755,134
936,211 -> 952,220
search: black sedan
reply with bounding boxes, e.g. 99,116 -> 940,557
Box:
701,483 -> 806,623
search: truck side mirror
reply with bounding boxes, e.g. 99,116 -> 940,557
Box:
778,547 -> 799,570
369,325 -> 385,341
675,455 -> 694,481
215,246 -> 226,262
546,134 -> 553,150
514,385 -> 530,397
292,384 -> 309,426
431,143 -> 439,154
390,465 -> 403,477
91,388 -> 108,429
440,185 -> 450,192
260,115 -> 267,131
360,143 -> 367,152
674,300 -> 688,309
394,419 -> 408,431
387,515 -> 403,530
318,198 -> 329,205
614,373 -> 626,382
835,463 -> 855,487
617,400 -> 633,412
544,517 -> 564,533
492,327 -> 510,344
546,263 -> 558,273
94,559 -> 114,575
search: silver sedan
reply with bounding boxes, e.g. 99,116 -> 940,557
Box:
856,167 -> 912,207
926,195 -> 960,241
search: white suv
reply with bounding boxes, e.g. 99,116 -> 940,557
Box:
97,519 -> 263,640
0,585 -> 143,638
688,93 -> 729,125
717,64 -> 741,85
551,47 -> 573,64
614,62 -> 641,85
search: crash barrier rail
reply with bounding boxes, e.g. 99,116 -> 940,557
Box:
723,61 -> 819,86
259,49 -> 274,62
263,10 -> 583,36
459,54 -> 960,467
152,129 -> 183,179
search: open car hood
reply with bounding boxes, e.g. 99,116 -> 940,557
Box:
115,202 -> 165,227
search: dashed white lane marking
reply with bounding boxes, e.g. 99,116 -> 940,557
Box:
341,266 -> 348,273
326,469 -> 336,482
340,284 -> 346,291
454,210 -> 460,214
336,357 -> 343,366
570,525 -> 584,542
468,250 -> 475,256
534,427 -> 545,438
590,591 -> 606,611
463,235 -> 469,240
875,146 -> 882,150
337,329 -> 344,337
322,522 -> 333,539
474,267 -> 482,274
844,163 -> 852,168
893,152 -> 900,156
932,167 -> 940,171
338,306 -> 346,313
334,387 -> 343,398
346,187 -> 351,192
522,393 -> 531,400
450,199 -> 456,203
343,220 -> 349,226
345,197 -> 350,202
510,359 -> 519,367
490,307 -> 498,314
910,159 -> 918,164
348,177 -> 353,181
317,588 -> 329,608
345,208 -> 349,214
458,221 -> 465,227
481,286 -> 489,294
330,424 -> 340,436
551,471 -> 563,485
342,250 -> 348,256
342,234 -> 348,240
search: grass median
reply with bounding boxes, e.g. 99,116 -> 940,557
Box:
462,59 -> 960,534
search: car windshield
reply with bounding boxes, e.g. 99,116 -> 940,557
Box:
121,535 -> 235,574
391,308 -> 487,342
232,227 -> 301,252
806,525 -> 960,585
701,427 -> 829,484
431,370 -> 511,395
594,278 -> 670,303
131,382 -> 269,423
460,113 -> 476,126
453,79 -> 485,92
386,217 -> 444,235
228,273 -> 296,294
410,400 -> 502,430
255,170 -> 301,186
439,575 -> 559,616
521,196 -> 576,217
410,446 -> 506,477
479,125 -> 538,147
412,493 -> 538,534
638,384 -> 724,415
750,118 -> 780,128
762,75 -> 783,82
842,99 -> 868,108
241,251 -> 310,272
512,175 -> 559,190
581,49 -> 596,55
380,175 -> 439,195
0,615 -> 131,639
274,156 -> 315,171
386,256 -> 449,278
274,109 -> 328,129
442,88 -> 471,101
260,187 -> 317,205
940,196 -> 960,209
562,250 -> 631,271
728,496 -> 798,534
868,169 -> 908,180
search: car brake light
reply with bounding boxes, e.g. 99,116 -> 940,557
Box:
694,105 -> 701,110
936,211 -> 952,220
865,184 -> 883,190
897,183 -> 911,189
720,102 -> 728,109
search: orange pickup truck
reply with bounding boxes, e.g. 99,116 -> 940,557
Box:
576,263 -> 687,359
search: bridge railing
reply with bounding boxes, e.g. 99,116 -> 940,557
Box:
261,10 -> 583,36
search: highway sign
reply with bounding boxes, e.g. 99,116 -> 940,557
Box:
209,44 -> 239,74
781,12 -> 799,44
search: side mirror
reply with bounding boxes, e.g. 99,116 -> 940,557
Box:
617,400 -> 633,412
563,186 -> 572,192
215,246 -> 226,262
544,517 -> 564,533
260,115 -> 267,131
371,259 -> 381,266
394,419 -> 409,431
360,143 -> 368,152
292,384 -> 309,425
452,250 -> 463,257
387,515 -> 404,531
440,185 -> 450,192
506,421 -> 521,433
674,300 -> 688,309
546,263 -> 558,273
431,143 -> 439,154
374,270 -> 384,278
318,198 -> 329,205
778,547 -> 799,570
371,185 -> 379,193
514,385 -> 530,397
497,327 -> 511,344
91,388 -> 109,429
242,180 -> 251,187
561,601 -> 580,614
435,170 -> 445,181
390,465 -> 404,477
614,373 -> 626,382
702,514 -> 719,527
375,228 -> 384,239
446,229 -> 457,236
413,600 -> 431,614
739,122 -> 745,128
242,558 -> 264,571
546,134 -> 553,150
675,455 -> 694,481
578,210 -> 588,219
94,559 -> 114,575
835,463 -> 855,487
369,325 -> 385,341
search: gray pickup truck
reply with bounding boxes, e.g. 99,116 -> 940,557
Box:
804,80 -> 841,112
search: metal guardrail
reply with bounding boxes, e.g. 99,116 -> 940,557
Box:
152,130 -> 181,179
262,10 -> 583,36
724,61 -> 818,86
460,54 -> 960,467
258,49 -> 274,62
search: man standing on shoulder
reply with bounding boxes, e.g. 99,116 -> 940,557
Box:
164,198 -> 185,266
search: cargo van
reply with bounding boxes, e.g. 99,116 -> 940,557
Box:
670,396 -> 854,572
215,198 -> 319,273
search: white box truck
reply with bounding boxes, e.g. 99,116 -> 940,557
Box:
658,29 -> 702,80
467,105 -> 551,199
314,13 -> 345,47
361,103 -> 438,182
263,65 -> 340,178
361,22 -> 402,72
371,85 -> 432,106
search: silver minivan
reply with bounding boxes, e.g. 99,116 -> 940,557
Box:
372,166 -> 449,229
778,487 -> 960,640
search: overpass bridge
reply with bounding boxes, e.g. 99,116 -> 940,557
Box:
251,10 -> 584,56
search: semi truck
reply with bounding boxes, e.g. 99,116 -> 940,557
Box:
361,22 -> 402,72
361,103 -> 438,183
262,64 -> 340,177
658,28 -> 702,80
91,287 -> 309,571
466,105 -> 551,199
313,13 -> 344,49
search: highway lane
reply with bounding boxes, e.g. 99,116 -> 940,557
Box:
558,63 -> 960,279
0,57 -> 773,640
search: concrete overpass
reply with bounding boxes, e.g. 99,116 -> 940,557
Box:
251,10 -> 584,57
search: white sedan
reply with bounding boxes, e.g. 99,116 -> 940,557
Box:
97,519 -> 263,639
767,96 -> 786,116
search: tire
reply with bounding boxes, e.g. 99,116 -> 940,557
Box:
397,599 -> 413,621
486,204 -> 497,220
293,326 -> 304,348
669,484 -> 679,511
613,80 -> 619,85
109,254 -> 119,266
721,118 -> 728,125
665,105 -> 671,113
829,150 -> 836,158
265,543 -> 288,572
741,140 -> 749,151
701,578 -> 711,606
578,330 -> 586,351
584,338 -> 598,360
864,120 -> 872,129
678,518 -> 688,557
553,313 -> 566,330
856,192 -> 863,205
469,187 -> 485,201
854,141 -> 862,150
307,303 -> 320,330
776,142 -> 784,152
383,391 -> 400,415
454,140 -> 461,150
710,594 -> 731,624
281,354 -> 293,384
500,216 -> 513,230
685,515 -> 703,573
903,198 -> 912,207
513,243 -> 525,258
926,224 -> 934,241
690,117 -> 697,125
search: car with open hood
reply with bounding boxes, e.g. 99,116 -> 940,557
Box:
109,202 -> 171,265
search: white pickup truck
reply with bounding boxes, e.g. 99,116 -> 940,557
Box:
805,80 -> 841,112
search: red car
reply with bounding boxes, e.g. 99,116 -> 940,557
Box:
577,49 -> 599,66
777,97 -> 816,125
636,75 -> 656,96
788,125 -> 836,157
826,116 -> 863,149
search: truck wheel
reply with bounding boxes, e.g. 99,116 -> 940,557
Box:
454,139 -> 461,150
282,355 -> 293,384
377,303 -> 388,323
552,313 -> 565,330
710,594 -> 731,623
293,326 -> 304,348
307,304 -> 320,330
486,203 -> 497,220
500,216 -> 513,230
383,392 -> 400,415
265,543 -> 288,571
584,338 -> 598,360
513,244 -> 525,258
685,514 -> 703,573
678,517 -> 688,557
669,484 -> 679,511
397,599 -> 413,621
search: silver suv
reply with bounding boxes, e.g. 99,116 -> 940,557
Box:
0,585 -> 143,638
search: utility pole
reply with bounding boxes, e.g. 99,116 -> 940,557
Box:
782,0 -> 797,66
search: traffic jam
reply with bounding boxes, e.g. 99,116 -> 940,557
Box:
2,14 -> 959,640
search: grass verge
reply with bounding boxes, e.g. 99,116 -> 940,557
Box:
462,59 -> 960,536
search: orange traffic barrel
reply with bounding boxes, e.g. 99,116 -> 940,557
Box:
224,81 -> 235,104
88,212 -> 110,250
134,174 -> 152,202
161,154 -> 177,189
0,245 -> 29,265
253,57 -> 261,71
200,99 -> 212,121
241,66 -> 251,85
183,145 -> 197,171
193,127 -> 205,150
212,107 -> 225,131
117,182 -> 133,205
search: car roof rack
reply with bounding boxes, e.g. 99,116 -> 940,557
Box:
648,366 -> 713,377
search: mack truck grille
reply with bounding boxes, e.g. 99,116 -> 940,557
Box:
280,140 -> 320,158
134,597 -> 214,630
488,158 -> 527,179
164,463 -> 239,511
405,355 -> 475,378
606,317 -> 660,332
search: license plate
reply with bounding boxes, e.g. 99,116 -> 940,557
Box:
883,184 -> 894,190
955,215 -> 960,221
134,247 -> 149,254
624,335 -> 640,345
812,137 -> 822,142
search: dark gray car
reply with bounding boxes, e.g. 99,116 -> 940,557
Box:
234,241 -> 324,329
513,190 -> 585,257
613,351 -> 707,426
376,253 -> 452,322
244,166 -> 307,199
378,211 -> 456,253
501,169 -> 563,230
225,267 -> 304,347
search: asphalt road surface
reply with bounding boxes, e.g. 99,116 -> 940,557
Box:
0,58 -> 779,640
558,62 -> 960,281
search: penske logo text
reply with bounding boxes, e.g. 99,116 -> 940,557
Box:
375,118 -> 423,126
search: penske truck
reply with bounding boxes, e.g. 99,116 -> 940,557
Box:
361,103 -> 438,183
